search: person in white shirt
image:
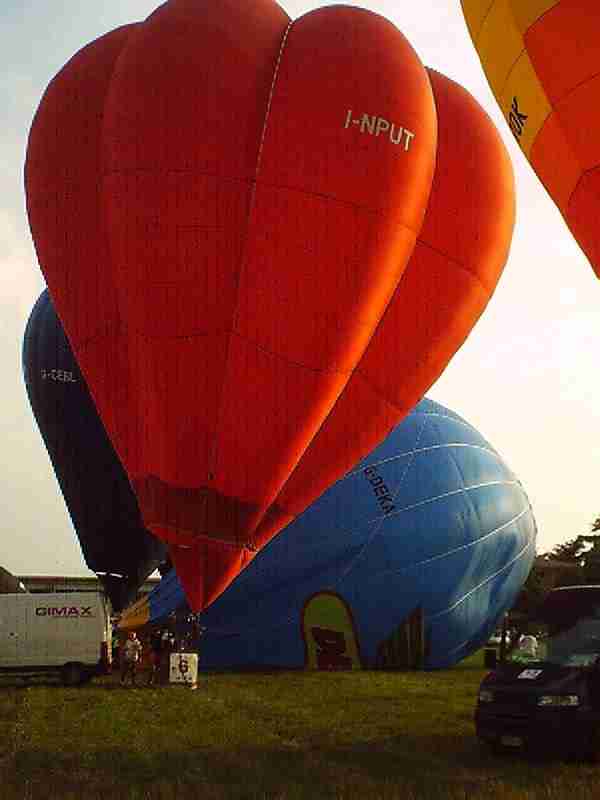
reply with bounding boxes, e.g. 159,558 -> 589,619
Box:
120,632 -> 143,686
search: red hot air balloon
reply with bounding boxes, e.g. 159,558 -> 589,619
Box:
252,66 -> 516,551
25,0 -> 513,612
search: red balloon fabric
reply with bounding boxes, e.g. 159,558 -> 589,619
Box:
252,67 -> 516,552
25,0 -> 513,612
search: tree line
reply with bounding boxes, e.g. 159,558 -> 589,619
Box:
513,515 -> 600,617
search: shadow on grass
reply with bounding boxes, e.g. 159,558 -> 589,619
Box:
0,679 -> 62,690
9,731 -> 600,800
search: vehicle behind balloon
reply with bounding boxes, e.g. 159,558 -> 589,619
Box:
476,586 -> 600,760
0,591 -> 112,686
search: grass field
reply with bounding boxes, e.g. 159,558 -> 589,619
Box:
1,652 -> 600,800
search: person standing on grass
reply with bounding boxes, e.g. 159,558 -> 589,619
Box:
160,628 -> 176,683
121,631 -> 143,686
147,628 -> 163,686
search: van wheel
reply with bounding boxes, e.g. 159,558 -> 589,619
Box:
584,727 -> 600,763
477,737 -> 508,757
61,663 -> 84,686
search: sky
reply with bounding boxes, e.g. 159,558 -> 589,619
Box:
1,0 -> 599,578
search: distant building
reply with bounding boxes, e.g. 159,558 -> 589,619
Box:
18,574 -> 160,599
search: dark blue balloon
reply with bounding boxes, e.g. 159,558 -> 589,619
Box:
126,398 -> 536,669
22,290 -> 168,610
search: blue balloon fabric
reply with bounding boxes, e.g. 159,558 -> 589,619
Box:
134,398 -> 536,669
22,290 -> 168,611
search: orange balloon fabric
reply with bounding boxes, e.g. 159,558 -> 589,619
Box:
461,0 -> 600,278
26,0 -> 513,612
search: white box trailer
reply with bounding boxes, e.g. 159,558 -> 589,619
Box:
0,591 -> 112,685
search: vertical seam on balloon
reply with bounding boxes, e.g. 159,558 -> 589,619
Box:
551,69 -> 600,102
244,103 -> 439,539
331,411 -> 430,588
427,536 -> 534,621
370,502 -> 532,582
556,76 -> 600,209
514,1 -> 562,40
479,4 -> 559,159
460,0 -> 496,44
535,90 -> 599,215
245,272 -> 420,539
192,488 -> 532,640
447,439 -> 483,544
430,538 -> 534,664
255,21 -> 293,179
331,482 -> 528,587
376,479 -> 523,521
205,20 -> 294,541
346,443 -> 503,478
467,1 -> 526,125
469,0 -> 496,43
190,487 -> 532,641
504,0 -> 526,95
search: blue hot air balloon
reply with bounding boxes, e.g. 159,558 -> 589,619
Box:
22,290 -> 168,611
120,398 -> 536,669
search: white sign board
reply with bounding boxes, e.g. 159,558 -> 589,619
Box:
169,652 -> 198,685
517,669 -> 543,680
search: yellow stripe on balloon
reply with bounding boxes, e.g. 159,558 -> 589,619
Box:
118,597 -> 150,630
461,0 -> 556,156
511,0 -> 561,34
460,0 -> 494,40
461,0 -> 600,279
476,0 -> 523,96
498,53 -> 551,157
461,0 -> 560,41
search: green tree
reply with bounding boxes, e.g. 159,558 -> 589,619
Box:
510,522 -> 600,622
578,534 -> 600,584
546,531 -> 600,585
548,536 -> 586,563
510,562 -> 546,618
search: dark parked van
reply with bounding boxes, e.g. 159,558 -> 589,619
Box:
476,585 -> 600,759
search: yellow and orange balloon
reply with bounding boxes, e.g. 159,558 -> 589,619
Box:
461,0 -> 600,278
25,0 -> 515,612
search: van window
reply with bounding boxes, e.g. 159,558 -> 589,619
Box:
507,615 -> 600,668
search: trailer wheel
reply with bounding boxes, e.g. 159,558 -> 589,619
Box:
61,662 -> 84,686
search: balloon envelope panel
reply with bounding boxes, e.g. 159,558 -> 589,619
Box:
25,0 -> 514,613
22,290 -> 167,611
131,399 -> 535,669
461,0 -> 600,278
